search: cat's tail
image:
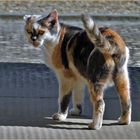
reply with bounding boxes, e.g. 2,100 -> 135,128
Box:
81,14 -> 110,51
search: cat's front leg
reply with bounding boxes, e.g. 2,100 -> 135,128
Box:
52,77 -> 72,121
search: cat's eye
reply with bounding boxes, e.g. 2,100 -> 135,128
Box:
38,30 -> 45,35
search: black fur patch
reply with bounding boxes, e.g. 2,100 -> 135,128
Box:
121,100 -> 131,116
60,91 -> 72,114
77,104 -> 82,114
87,49 -> 111,83
60,23 -> 82,69
71,31 -> 95,77
31,28 -> 39,41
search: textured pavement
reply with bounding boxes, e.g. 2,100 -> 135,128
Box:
0,119 -> 139,139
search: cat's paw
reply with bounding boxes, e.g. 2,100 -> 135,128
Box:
88,122 -> 102,130
52,113 -> 67,121
118,116 -> 131,125
69,108 -> 81,116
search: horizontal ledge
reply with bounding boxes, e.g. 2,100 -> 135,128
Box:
0,96 -> 139,100
0,14 -> 140,21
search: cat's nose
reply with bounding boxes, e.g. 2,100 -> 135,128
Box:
31,36 -> 37,41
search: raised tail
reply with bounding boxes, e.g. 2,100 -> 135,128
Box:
81,14 -> 110,51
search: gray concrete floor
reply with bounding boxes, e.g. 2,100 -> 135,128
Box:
0,119 -> 139,139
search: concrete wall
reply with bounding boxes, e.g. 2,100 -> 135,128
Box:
0,63 -> 139,127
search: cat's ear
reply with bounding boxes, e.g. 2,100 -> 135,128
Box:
23,15 -> 42,22
23,15 -> 31,22
47,9 -> 58,24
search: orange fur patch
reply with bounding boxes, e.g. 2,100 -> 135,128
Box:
52,27 -> 76,79
88,80 -> 103,102
52,44 -> 63,69
103,52 -> 114,68
101,28 -> 126,52
63,68 -> 76,78
117,85 -> 129,103
25,20 -> 35,33
115,74 -> 130,103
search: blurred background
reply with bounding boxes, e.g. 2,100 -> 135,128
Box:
0,0 -> 140,65
1,0 -> 140,15
0,0 -> 139,130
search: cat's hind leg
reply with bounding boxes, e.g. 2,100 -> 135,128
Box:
114,68 -> 131,125
88,81 -> 105,130
70,82 -> 84,116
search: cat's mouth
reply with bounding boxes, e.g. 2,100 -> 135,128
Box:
33,41 -> 40,47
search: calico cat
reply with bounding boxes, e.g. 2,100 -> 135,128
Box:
24,10 -> 131,130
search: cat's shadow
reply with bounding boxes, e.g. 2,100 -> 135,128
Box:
45,117 -> 120,130
0,115 -> 120,130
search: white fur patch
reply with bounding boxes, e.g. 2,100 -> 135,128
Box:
86,17 -> 95,31
43,23 -> 61,46
23,15 -> 42,22
58,113 -> 67,121
32,15 -> 42,19
23,15 -> 31,21
125,47 -> 129,66
33,23 -> 40,30
84,16 -> 100,41
122,47 -> 129,74
52,113 -> 67,121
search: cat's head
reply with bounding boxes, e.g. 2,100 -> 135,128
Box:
24,10 -> 60,48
